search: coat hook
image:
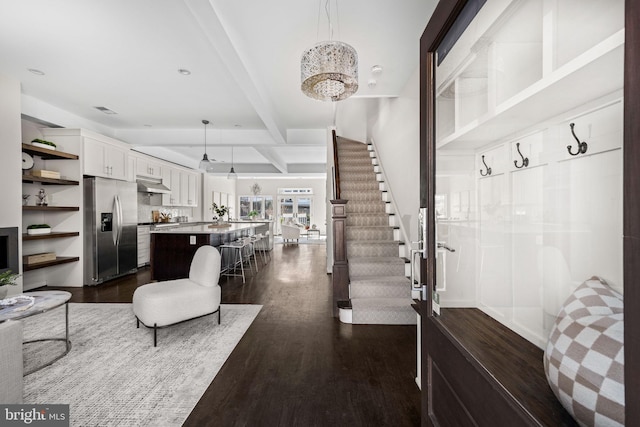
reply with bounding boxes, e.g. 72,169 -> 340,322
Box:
514,142 -> 529,169
480,155 -> 492,176
568,123 -> 588,156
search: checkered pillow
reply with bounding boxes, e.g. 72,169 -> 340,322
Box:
543,277 -> 624,427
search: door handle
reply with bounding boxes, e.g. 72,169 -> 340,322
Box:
111,197 -> 118,245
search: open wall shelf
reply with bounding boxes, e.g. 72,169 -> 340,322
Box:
22,232 -> 80,241
23,256 -> 80,272
21,143 -> 78,160
23,206 -> 79,212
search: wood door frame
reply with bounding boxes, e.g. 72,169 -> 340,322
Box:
419,0 -> 639,425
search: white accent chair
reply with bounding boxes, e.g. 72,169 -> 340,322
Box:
0,320 -> 23,403
132,245 -> 222,346
281,224 -> 301,243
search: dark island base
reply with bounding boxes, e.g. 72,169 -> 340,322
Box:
150,227 -> 256,281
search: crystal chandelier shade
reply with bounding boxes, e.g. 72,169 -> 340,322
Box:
301,41 -> 358,101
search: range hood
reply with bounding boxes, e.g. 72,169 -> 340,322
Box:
137,179 -> 171,194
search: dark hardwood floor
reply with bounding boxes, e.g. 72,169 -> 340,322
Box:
45,243 -> 420,426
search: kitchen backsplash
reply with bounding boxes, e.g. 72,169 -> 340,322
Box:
137,193 -> 194,223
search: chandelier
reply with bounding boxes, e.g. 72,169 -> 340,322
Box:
301,1 -> 358,101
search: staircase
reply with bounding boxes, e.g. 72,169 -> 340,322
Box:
336,138 -> 416,325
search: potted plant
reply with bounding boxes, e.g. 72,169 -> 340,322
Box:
27,224 -> 52,235
0,270 -> 20,300
248,210 -> 259,220
211,202 -> 229,223
31,138 -> 57,150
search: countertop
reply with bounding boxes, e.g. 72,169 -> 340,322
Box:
150,222 -> 261,234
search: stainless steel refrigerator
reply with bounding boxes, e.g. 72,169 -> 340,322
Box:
84,177 -> 138,285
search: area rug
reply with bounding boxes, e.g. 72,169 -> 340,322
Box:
22,303 -> 261,426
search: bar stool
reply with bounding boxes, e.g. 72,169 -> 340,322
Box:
220,239 -> 250,283
241,237 -> 259,273
251,234 -> 267,264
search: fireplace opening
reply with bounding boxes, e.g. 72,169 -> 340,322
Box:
0,227 -> 19,275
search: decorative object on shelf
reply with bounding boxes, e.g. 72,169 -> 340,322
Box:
211,202 -> 228,222
568,123 -> 588,156
301,0 -> 358,101
159,212 -> 171,223
26,224 -> 52,235
31,170 -> 61,179
21,152 -> 34,171
31,138 -> 57,150
480,155 -> 492,176
198,119 -> 215,172
514,142 -> 529,169
22,194 -> 30,206
248,210 -> 259,220
0,270 -> 20,300
36,188 -> 48,206
227,146 -> 237,180
23,252 -> 56,264
250,183 -> 262,195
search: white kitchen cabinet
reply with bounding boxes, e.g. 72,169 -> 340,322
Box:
135,157 -> 163,179
83,136 -> 128,181
161,167 -> 198,207
179,171 -> 198,207
137,225 -> 150,267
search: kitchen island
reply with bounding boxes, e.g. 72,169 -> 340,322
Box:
150,222 -> 258,281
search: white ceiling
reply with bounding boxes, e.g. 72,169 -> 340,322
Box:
0,0 -> 436,176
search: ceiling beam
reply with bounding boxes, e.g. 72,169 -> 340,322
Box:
184,0 -> 287,145
253,146 -> 288,174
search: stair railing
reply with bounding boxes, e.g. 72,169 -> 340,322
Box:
330,130 -> 348,317
332,129 -> 341,200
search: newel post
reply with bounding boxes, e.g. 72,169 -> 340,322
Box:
331,199 -> 349,317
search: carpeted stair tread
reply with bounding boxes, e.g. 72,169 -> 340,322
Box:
348,257 -> 406,277
346,214 -> 390,227
351,298 -> 417,325
350,277 -> 412,298
350,276 -> 412,286
347,241 -> 400,257
346,226 -> 394,240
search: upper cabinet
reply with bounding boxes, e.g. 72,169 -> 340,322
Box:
161,167 -> 199,207
83,137 -> 128,181
135,156 -> 163,179
42,129 -> 130,181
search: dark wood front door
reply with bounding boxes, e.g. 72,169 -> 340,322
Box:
419,0 -> 638,425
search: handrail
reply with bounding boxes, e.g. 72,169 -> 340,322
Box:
332,129 -> 341,199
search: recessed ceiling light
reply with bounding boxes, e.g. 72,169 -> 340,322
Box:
178,69 -> 191,75
371,65 -> 383,74
28,68 -> 45,76
94,106 -> 118,115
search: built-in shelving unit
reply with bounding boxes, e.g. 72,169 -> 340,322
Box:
21,140 -> 82,287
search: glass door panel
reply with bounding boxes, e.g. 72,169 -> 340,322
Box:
433,0 -> 624,348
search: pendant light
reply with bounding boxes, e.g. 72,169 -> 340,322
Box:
301,0 -> 358,101
227,146 -> 237,180
198,119 -> 212,171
